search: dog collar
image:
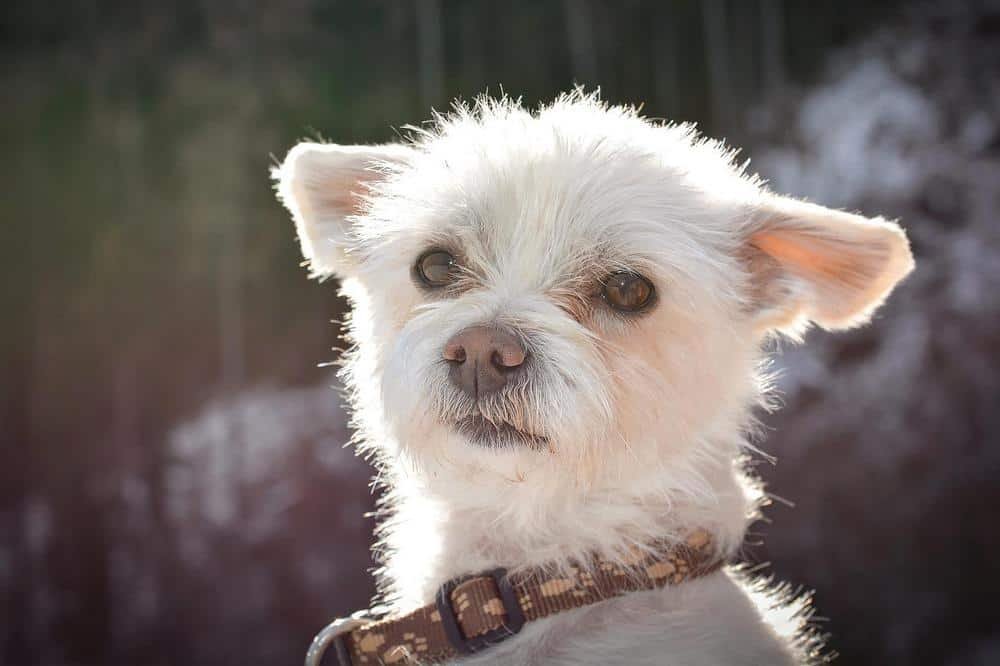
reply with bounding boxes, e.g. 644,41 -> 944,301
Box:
306,529 -> 723,666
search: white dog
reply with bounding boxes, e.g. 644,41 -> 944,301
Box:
275,92 -> 913,665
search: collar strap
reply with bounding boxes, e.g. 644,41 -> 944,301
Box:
314,530 -> 723,665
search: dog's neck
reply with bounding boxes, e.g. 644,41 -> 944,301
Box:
374,430 -> 757,611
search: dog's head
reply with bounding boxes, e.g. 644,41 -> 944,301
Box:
274,94 -> 913,485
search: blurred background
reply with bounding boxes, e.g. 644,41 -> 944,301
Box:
2,1 -> 999,664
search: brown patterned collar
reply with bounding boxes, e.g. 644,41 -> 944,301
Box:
306,529 -> 723,666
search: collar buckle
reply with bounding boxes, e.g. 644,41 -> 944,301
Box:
436,567 -> 526,654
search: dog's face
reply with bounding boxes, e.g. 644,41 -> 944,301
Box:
275,95 -> 913,484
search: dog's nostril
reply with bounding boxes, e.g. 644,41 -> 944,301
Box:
492,347 -> 525,370
443,342 -> 467,363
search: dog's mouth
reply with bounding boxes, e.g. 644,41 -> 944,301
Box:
454,415 -> 548,448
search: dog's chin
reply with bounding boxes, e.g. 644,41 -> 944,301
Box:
453,415 -> 548,449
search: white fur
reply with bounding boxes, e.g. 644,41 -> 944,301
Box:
273,91 -> 913,664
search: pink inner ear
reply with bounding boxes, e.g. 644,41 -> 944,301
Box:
751,226 -> 886,293
747,216 -> 913,331
315,170 -> 374,217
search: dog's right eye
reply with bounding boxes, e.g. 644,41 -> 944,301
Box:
415,249 -> 456,288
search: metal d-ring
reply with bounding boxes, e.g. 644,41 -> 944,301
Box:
304,606 -> 389,666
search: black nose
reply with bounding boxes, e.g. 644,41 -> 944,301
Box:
442,326 -> 526,399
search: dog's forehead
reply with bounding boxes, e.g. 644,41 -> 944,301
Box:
362,105 -> 751,291
417,144 -> 679,283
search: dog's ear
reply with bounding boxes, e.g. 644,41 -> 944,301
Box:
273,142 -> 412,278
744,195 -> 914,335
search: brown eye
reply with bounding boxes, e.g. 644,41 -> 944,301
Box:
415,249 -> 456,288
602,272 -> 654,312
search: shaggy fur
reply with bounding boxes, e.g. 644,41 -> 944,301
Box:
273,91 -> 913,665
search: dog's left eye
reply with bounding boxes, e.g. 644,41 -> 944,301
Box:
415,249 -> 456,288
602,272 -> 655,312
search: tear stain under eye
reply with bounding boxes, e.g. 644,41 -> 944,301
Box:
547,286 -> 597,323
546,266 -> 659,323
